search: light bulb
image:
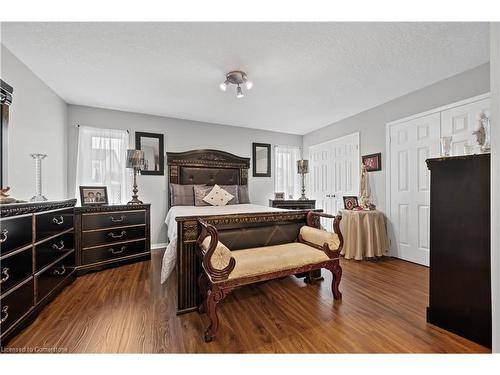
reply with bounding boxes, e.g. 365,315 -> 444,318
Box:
219,81 -> 228,92
245,80 -> 253,90
236,85 -> 244,98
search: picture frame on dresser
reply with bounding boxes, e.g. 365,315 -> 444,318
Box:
79,186 -> 108,206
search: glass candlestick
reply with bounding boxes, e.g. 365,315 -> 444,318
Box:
30,153 -> 48,202
440,136 -> 452,157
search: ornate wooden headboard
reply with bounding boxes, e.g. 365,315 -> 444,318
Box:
167,149 -> 250,187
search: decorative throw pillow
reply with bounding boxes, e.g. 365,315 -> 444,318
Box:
201,236 -> 233,271
169,183 -> 198,206
220,185 -> 239,205
238,185 -> 250,204
193,185 -> 213,206
203,184 -> 234,206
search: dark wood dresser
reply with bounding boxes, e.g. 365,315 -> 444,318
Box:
269,199 -> 315,210
426,154 -> 491,348
0,199 -> 77,347
75,204 -> 151,275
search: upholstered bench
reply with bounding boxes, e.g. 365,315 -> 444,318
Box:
196,211 -> 343,342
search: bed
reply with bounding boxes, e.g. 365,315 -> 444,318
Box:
164,149 -> 321,314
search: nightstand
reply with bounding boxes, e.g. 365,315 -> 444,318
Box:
269,199 -> 315,210
74,204 -> 151,275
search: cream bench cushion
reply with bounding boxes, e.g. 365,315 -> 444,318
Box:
299,226 -> 340,250
226,242 -> 331,280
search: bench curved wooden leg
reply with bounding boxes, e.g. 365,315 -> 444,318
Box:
198,272 -> 208,314
327,261 -> 343,300
204,287 -> 229,342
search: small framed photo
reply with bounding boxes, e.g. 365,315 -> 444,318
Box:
362,152 -> 382,172
135,131 -> 164,175
343,196 -> 359,210
274,192 -> 285,200
79,186 -> 108,206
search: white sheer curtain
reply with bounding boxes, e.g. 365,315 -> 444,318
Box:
274,145 -> 302,199
75,126 -> 129,205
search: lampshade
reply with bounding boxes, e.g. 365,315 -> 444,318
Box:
126,149 -> 145,169
297,159 -> 309,174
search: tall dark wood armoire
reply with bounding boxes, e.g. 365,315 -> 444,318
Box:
426,154 -> 491,348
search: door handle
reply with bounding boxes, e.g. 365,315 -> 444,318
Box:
0,267 -> 10,283
53,264 -> 66,276
0,229 -> 8,243
52,216 -> 64,225
110,215 -> 126,223
108,230 -> 126,239
109,246 -> 126,255
52,240 -> 65,251
1,306 -> 8,324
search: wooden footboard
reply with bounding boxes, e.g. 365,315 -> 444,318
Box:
175,209 -> 322,314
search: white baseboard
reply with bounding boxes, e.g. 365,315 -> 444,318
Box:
151,242 -> 168,249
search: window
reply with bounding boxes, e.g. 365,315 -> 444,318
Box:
75,126 -> 129,204
274,145 -> 302,199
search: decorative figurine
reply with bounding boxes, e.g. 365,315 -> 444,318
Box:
359,163 -> 372,210
473,112 -> 491,153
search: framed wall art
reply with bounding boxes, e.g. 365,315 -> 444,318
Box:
362,152 -> 382,172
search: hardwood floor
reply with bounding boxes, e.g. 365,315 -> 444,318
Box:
5,249 -> 490,353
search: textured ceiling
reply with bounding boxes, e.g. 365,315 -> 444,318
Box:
0,22 -> 490,135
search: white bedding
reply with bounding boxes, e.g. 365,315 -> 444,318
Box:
161,204 -> 285,283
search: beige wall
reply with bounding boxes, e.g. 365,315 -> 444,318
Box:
1,45 -> 67,201
67,105 -> 302,245
302,63 -> 491,214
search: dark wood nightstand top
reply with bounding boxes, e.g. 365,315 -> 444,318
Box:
269,199 -> 316,210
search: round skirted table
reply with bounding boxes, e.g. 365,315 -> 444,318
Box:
339,209 -> 389,260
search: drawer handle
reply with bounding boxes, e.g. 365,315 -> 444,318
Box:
0,229 -> 8,243
0,306 -> 8,324
0,267 -> 10,283
108,230 -> 126,239
53,264 -> 66,276
110,215 -> 126,223
52,240 -> 65,251
52,216 -> 64,225
109,246 -> 126,255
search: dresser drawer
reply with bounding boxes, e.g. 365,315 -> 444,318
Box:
0,279 -> 34,335
0,248 -> 33,296
0,215 -> 32,256
35,232 -> 74,272
36,252 -> 75,303
82,225 -> 145,249
35,208 -> 74,242
82,240 -> 146,265
82,210 -> 145,231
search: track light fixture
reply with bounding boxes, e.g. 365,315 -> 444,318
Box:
220,71 -> 253,98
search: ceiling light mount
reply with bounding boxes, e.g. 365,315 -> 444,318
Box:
220,70 -> 253,98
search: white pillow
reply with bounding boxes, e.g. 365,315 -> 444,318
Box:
202,184 -> 234,206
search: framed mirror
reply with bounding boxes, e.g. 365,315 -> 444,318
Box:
1,79 -> 13,192
135,131 -> 164,175
252,142 -> 271,177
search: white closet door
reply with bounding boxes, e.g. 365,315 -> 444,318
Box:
441,98 -> 490,156
309,133 -> 360,229
389,113 -> 440,266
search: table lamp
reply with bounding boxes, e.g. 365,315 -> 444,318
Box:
126,149 -> 145,204
297,159 -> 309,200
